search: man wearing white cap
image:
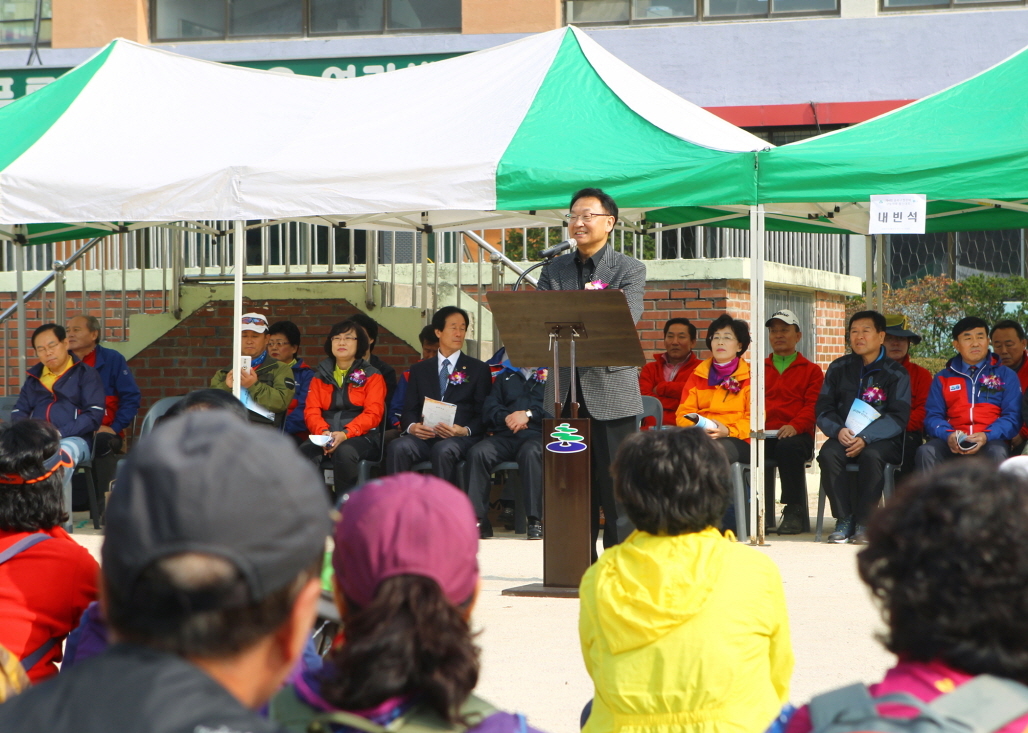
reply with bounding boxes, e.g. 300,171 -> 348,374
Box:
211,312 -> 295,429
764,309 -> 823,534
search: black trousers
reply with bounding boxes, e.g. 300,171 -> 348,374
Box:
818,437 -> 901,524
915,437 -> 1010,472
901,431 -> 923,476
765,434 -> 815,506
466,432 -> 543,522
717,436 -> 751,465
92,431 -> 122,494
386,433 -> 481,488
563,398 -> 636,550
300,434 -> 376,498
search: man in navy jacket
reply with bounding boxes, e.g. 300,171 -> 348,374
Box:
66,315 -> 141,496
12,323 -> 106,532
386,306 -> 491,489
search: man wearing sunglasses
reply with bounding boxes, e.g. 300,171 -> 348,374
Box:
211,313 -> 295,429
536,188 -> 646,552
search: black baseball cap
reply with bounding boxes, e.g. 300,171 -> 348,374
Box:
103,411 -> 331,607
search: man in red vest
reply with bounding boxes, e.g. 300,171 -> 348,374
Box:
884,315 -> 932,474
990,319 -> 1028,452
764,309 -> 823,534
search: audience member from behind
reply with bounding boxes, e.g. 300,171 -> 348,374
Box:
676,314 -> 752,465
12,323 -> 105,532
816,311 -> 910,545
764,310 -> 823,535
580,429 -> 792,733
159,388 -> 250,424
271,472 -> 545,733
346,313 -> 398,411
65,314 -> 141,502
883,315 -> 931,474
269,320 -> 316,445
300,320 -> 386,500
639,317 -> 699,427
917,316 -> 1020,471
0,420 -> 98,683
780,461 -> 1028,733
0,411 -> 330,732
991,319 -> 1028,451
211,312 -> 295,428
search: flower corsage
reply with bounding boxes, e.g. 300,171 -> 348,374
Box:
532,368 -> 548,383
348,369 -> 367,387
448,369 -> 468,386
980,374 -> 1004,394
584,280 -> 608,290
720,376 -> 742,394
862,385 -> 886,407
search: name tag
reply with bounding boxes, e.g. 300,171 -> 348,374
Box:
949,384 -> 961,392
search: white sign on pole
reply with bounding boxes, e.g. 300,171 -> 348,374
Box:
869,194 -> 927,234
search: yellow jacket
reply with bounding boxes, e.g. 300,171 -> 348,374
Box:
579,527 -> 793,733
676,358 -> 751,441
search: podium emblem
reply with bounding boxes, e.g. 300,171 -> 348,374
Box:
545,422 -> 587,453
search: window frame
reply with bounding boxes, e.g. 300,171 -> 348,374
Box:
879,0 -> 1025,11
563,0 -> 839,25
150,0 -> 461,43
0,13 -> 53,47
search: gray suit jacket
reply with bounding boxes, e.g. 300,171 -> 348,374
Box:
536,245 -> 646,421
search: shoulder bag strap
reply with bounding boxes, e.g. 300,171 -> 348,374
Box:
929,675 -> 1028,733
809,683 -> 879,731
0,533 -> 52,564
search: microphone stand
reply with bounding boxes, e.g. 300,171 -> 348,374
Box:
513,248 -> 572,291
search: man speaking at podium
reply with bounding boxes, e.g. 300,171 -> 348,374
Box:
537,188 -> 646,551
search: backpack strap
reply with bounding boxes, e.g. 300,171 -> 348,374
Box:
0,533 -> 51,564
20,637 -> 59,672
809,684 -> 879,730
928,675 -> 1028,733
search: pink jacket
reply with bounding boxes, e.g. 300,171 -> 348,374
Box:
785,659 -> 1028,733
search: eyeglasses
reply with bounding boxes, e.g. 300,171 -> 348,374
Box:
332,336 -> 358,343
564,213 -> 613,223
710,334 -> 739,343
241,316 -> 266,325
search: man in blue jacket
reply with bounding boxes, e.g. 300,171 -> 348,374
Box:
66,315 -> 141,498
916,316 -> 1021,471
12,323 -> 106,532
466,362 -> 550,540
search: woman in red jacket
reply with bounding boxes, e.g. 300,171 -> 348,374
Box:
300,320 -> 387,500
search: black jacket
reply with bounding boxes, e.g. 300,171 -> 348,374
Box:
369,353 -> 397,414
401,352 -> 491,435
0,644 -> 284,733
483,366 -> 551,438
815,348 -> 911,445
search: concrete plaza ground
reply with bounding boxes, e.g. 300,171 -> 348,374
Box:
71,496 -> 895,733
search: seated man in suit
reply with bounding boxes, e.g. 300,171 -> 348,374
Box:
917,316 -> 1021,471
638,317 -> 699,428
386,306 -> 491,487
466,361 -> 550,540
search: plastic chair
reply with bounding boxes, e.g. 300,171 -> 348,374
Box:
76,455 -> 102,530
138,395 -> 186,438
729,462 -> 749,540
410,459 -> 468,492
815,439 -> 905,542
0,394 -> 19,423
765,451 -> 815,534
492,460 -> 527,533
637,395 -> 664,430
320,414 -> 390,493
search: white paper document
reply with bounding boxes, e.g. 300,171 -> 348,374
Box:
845,398 -> 881,435
240,388 -> 275,421
422,398 -> 457,429
684,413 -> 718,431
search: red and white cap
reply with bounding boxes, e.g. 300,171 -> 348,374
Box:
240,312 -> 269,333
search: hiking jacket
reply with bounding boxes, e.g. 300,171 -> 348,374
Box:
283,359 -> 316,436
924,353 -> 1021,441
815,349 -> 911,445
765,352 -> 823,436
83,344 -> 141,434
676,358 -> 751,441
1011,350 -> 1028,440
899,354 -> 933,434
639,352 -> 699,428
12,356 -> 106,439
211,356 -> 295,427
482,365 -> 551,437
579,527 -> 793,733
304,358 -> 386,438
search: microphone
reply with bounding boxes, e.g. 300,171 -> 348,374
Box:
539,239 -> 574,259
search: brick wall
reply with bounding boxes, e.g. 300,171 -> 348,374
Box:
127,298 -> 420,421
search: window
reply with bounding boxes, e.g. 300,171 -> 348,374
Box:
566,0 -> 835,23
152,0 -> 461,41
0,0 -> 51,46
882,0 -> 1022,8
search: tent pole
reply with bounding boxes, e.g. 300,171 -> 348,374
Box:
876,234 -> 886,313
865,235 -> 874,308
15,242 -> 26,379
231,222 -> 244,399
749,205 -> 766,546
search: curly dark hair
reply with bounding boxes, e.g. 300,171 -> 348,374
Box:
858,460 -> 1028,684
0,419 -> 67,532
613,428 -> 730,535
321,575 -> 480,725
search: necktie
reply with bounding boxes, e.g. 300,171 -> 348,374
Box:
439,358 -> 451,396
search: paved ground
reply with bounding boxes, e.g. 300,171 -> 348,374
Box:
70,493 -> 895,733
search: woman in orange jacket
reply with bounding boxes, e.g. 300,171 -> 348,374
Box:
676,313 -> 751,466
300,320 -> 386,500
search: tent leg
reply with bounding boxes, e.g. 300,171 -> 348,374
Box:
15,243 -> 26,379
231,222 -> 244,399
876,234 -> 886,313
749,205 -> 766,546
865,235 -> 874,308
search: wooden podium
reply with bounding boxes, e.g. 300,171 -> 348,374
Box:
487,290 -> 645,598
